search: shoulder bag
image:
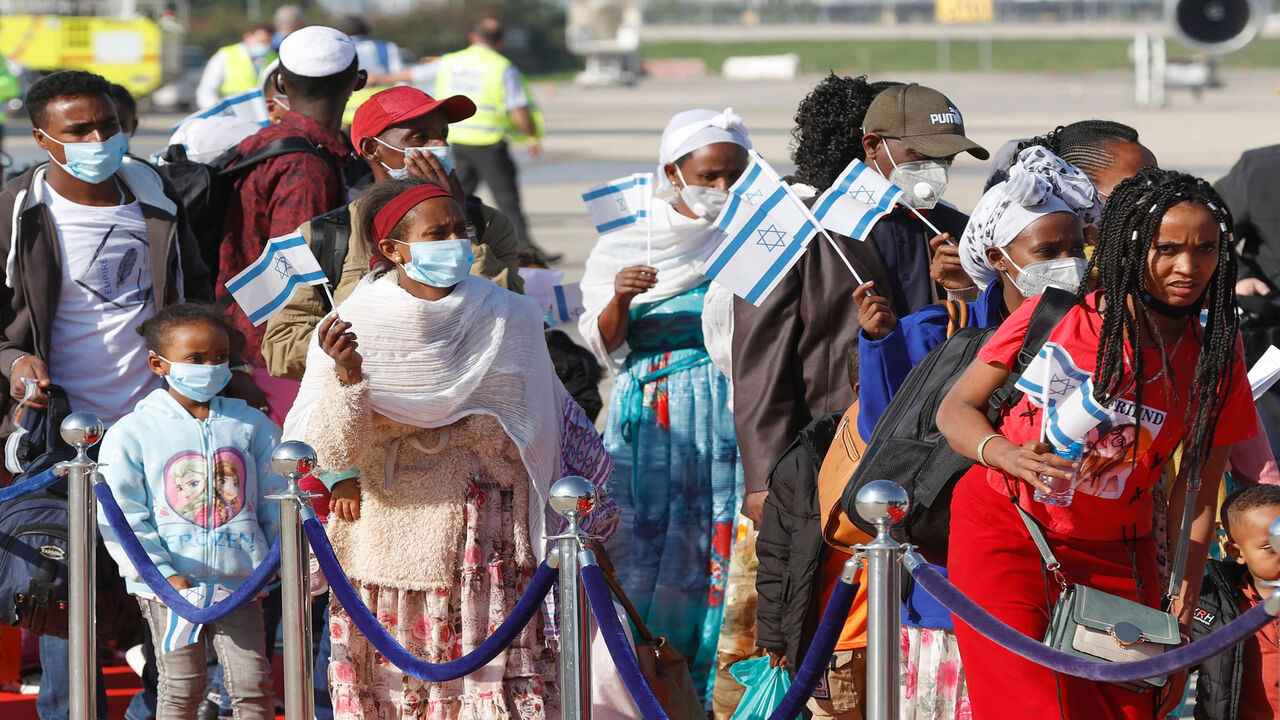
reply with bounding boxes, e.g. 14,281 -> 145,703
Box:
1015,503 -> 1183,691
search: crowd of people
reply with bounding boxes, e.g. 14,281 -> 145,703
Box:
4,13 -> 1280,720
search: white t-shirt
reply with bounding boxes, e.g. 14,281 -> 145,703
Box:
44,181 -> 161,426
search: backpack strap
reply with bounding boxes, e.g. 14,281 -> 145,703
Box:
464,195 -> 487,243
309,205 -> 352,311
217,137 -> 325,176
988,286 -> 1077,417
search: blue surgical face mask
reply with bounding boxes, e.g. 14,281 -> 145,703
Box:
39,130 -> 128,184
394,237 -> 474,289
247,42 -> 271,59
374,137 -> 454,179
153,353 -> 232,402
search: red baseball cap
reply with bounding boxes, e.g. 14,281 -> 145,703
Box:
350,86 -> 477,144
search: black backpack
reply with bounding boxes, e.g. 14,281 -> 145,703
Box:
156,137 -> 328,282
308,195 -> 491,312
841,287 -> 1076,565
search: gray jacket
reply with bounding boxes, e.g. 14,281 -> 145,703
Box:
0,159 -> 212,409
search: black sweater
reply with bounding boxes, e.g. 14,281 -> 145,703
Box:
755,411 -> 843,670
1191,559 -> 1279,720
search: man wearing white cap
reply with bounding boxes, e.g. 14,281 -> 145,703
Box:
218,25 -> 365,367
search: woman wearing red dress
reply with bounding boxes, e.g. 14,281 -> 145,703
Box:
938,168 -> 1258,719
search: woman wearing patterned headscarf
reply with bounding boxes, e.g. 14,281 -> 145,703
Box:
856,145 -> 1101,441
577,107 -> 751,702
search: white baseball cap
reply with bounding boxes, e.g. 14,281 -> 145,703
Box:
278,26 -> 356,78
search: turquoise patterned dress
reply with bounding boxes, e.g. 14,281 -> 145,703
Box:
602,282 -> 742,704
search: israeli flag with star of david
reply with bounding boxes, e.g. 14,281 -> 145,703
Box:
812,159 -> 903,241
1015,342 -> 1116,450
698,151 -> 821,306
224,232 -> 328,326
582,173 -> 652,235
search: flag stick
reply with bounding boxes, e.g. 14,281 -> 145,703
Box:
322,283 -> 337,311
646,183 -> 653,267
781,188 -> 864,286
899,201 -> 950,242
1041,351 -> 1052,445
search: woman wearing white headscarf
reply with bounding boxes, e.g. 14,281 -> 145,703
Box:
577,108 -> 751,702
852,145 -> 1099,720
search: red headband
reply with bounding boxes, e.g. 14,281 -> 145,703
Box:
372,184 -> 454,242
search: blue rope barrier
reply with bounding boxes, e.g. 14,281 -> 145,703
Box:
582,562 -> 860,720
0,467 -> 61,503
911,562 -> 1271,682
303,517 -> 557,682
580,564 -> 671,720
94,483 -> 281,623
766,570 -> 859,720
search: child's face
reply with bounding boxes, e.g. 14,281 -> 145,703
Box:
147,321 -> 231,377
1228,505 -> 1280,584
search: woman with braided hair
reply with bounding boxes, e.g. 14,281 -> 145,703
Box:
938,168 -> 1257,719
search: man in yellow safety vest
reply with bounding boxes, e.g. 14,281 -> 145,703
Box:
196,23 -> 277,110
373,17 -> 546,257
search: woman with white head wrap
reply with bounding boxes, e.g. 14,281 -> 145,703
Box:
857,146 -> 1099,441
577,108 -> 750,701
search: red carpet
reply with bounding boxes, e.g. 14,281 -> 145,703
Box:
0,656 -> 289,720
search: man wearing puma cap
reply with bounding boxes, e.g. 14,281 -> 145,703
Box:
858,82 -> 988,318
733,82 -> 984,526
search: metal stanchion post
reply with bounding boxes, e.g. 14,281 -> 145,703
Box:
547,477 -> 596,720
266,441 -> 319,720
55,412 -> 104,720
855,480 -> 910,720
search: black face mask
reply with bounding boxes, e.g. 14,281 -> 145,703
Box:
1141,291 -> 1203,319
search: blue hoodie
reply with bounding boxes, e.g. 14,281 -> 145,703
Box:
97,388 -> 286,596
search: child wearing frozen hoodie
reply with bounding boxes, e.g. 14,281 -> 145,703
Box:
97,303 -> 285,720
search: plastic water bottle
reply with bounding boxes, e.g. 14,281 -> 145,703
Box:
1034,441 -> 1085,507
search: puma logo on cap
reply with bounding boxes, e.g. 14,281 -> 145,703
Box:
930,107 -> 963,126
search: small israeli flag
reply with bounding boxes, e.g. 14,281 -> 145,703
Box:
812,160 -> 903,241
174,89 -> 271,131
1016,342 -> 1114,450
582,173 -> 652,235
162,584 -> 231,654
549,283 -> 586,328
699,151 -> 820,306
224,233 -> 328,326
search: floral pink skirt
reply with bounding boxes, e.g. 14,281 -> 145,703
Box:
327,479 -> 560,720
900,626 -> 970,720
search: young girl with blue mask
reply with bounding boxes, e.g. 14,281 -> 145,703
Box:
97,303 -> 286,720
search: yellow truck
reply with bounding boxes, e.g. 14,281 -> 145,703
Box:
0,14 -> 165,99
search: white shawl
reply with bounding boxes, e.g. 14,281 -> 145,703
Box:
577,200 -> 721,369
284,273 -> 565,558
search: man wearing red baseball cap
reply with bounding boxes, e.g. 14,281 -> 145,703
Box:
261,85 -> 523,382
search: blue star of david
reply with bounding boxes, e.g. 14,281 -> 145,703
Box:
848,185 -> 877,204
615,196 -> 630,214
756,225 -> 787,252
742,187 -> 765,204
273,255 -> 295,279
1049,375 -> 1075,398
